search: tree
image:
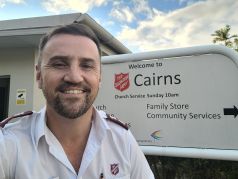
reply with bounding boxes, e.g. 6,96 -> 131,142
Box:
146,155 -> 238,179
234,38 -> 238,52
211,25 -> 238,52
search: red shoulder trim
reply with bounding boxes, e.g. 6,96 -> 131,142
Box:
0,111 -> 33,128
105,114 -> 129,130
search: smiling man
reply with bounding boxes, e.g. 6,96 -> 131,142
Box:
0,23 -> 154,178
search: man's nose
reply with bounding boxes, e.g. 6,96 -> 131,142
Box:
64,66 -> 84,83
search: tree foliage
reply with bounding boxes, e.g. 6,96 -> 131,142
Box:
211,25 -> 238,52
146,155 -> 238,179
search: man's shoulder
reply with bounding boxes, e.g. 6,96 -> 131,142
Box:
104,113 -> 129,131
96,109 -> 129,131
0,111 -> 36,133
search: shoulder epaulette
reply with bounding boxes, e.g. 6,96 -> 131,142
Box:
0,111 -> 33,128
105,114 -> 129,130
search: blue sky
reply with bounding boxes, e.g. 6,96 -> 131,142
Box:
0,0 -> 237,52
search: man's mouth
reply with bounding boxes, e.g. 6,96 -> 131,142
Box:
64,89 -> 85,94
57,83 -> 91,95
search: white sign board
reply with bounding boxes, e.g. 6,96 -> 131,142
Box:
95,45 -> 238,160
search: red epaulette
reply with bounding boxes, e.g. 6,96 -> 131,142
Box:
0,111 -> 33,128
105,114 -> 129,130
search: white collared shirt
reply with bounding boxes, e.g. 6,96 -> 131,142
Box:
0,107 -> 154,179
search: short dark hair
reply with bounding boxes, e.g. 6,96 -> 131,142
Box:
37,23 -> 101,65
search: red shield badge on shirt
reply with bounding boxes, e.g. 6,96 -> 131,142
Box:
114,73 -> 130,92
111,163 -> 119,175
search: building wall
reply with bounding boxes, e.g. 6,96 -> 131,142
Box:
0,47 -> 35,116
33,49 -> 45,112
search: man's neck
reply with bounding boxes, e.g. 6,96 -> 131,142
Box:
45,106 -> 94,173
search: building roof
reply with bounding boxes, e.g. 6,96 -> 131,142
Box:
0,13 -> 131,54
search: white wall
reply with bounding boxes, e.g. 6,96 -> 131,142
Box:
0,47 -> 35,116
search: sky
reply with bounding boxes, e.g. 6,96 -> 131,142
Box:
0,0 -> 237,52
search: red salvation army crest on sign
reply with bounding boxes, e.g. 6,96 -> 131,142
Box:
114,73 -> 130,92
111,163 -> 119,175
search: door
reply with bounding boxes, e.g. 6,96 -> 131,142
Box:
0,76 -> 10,121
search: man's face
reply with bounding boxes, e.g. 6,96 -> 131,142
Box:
36,34 -> 101,119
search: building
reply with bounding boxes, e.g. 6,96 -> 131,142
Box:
0,13 -> 130,121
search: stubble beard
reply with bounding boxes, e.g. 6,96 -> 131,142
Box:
42,84 -> 98,119
53,94 -> 94,119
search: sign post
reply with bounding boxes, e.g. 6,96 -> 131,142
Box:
94,45 -> 238,160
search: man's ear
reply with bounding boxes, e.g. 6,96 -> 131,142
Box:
99,74 -> 102,88
36,65 -> 42,89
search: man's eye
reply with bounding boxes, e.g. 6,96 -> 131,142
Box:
52,63 -> 67,68
81,63 -> 94,69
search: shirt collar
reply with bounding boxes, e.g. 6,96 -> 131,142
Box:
93,108 -> 110,131
34,107 -> 47,147
34,106 -> 111,148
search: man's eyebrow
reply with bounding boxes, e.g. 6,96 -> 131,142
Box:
48,55 -> 71,62
80,57 -> 97,62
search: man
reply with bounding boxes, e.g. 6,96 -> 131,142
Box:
0,23 -> 154,178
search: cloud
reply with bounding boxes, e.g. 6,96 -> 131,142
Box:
110,6 -> 135,23
178,0 -> 199,5
42,0 -> 107,13
8,0 -> 25,3
109,0 -> 155,23
0,1 -> 4,8
132,0 -> 155,19
0,0 -> 25,8
116,0 -> 238,52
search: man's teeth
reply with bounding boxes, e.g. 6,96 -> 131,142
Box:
64,90 -> 84,94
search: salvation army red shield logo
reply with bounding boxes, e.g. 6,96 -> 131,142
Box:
114,73 -> 130,92
111,163 -> 119,175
